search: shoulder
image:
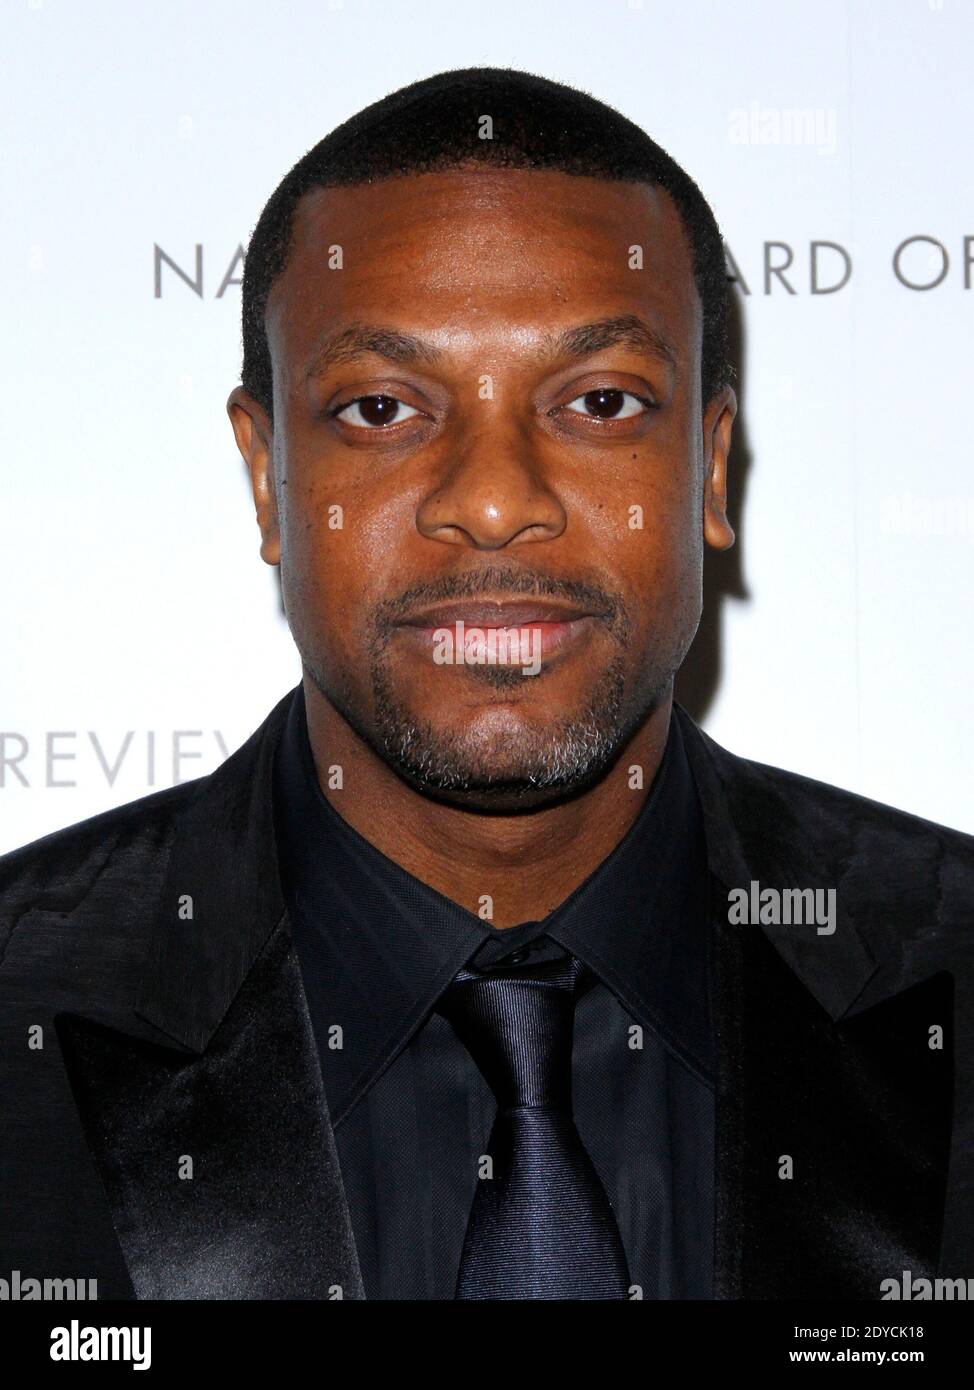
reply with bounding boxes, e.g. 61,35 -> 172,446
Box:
0,685 -> 294,1004
717,733 -> 973,870
679,704 -> 974,861
676,707 -> 974,983
0,780 -> 202,990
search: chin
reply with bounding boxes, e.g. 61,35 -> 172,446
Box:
378,718 -> 628,814
388,764 -> 614,816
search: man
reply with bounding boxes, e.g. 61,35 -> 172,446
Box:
1,68 -> 972,1302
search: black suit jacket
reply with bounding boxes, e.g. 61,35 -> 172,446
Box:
1,687 -> 972,1299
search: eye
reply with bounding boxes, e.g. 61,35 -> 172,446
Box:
562,388 -> 653,420
333,394 -> 421,428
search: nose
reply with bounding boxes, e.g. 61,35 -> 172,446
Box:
415,419 -> 567,550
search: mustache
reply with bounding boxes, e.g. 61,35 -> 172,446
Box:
372,564 -> 631,643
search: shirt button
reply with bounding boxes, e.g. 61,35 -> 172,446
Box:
507,949 -> 530,965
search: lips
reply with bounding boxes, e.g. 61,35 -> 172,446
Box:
394,599 -> 602,668
397,600 -> 599,628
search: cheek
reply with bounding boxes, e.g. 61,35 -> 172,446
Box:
628,534 -> 700,640
278,465 -> 411,650
276,474 -> 350,653
568,449 -> 700,596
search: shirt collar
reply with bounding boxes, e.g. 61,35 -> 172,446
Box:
273,684 -> 712,1126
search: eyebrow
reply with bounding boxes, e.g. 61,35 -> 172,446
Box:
302,313 -> 678,380
545,315 -> 678,371
304,324 -> 442,380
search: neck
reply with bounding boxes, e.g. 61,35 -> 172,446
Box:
302,678 -> 673,929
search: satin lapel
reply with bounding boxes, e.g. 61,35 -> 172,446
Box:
56,918 -> 364,1300
712,887 -> 953,1298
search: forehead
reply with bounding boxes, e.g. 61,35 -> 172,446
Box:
264,167 -> 700,374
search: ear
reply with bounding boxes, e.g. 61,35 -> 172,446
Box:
227,386 -> 280,566
702,385 -> 737,551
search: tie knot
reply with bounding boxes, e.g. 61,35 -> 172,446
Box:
437,953 -> 586,1109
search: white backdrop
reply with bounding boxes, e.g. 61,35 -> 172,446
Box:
2,0 -> 972,852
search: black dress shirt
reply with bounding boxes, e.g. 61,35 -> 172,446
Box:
272,682 -> 715,1300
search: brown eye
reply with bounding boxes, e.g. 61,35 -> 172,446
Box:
334,395 -> 420,428
564,389 -> 650,420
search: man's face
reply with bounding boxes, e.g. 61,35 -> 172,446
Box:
230,167 -> 735,809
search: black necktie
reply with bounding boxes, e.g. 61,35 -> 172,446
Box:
437,951 -> 632,1300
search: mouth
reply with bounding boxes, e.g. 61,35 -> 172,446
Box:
395,600 -> 604,667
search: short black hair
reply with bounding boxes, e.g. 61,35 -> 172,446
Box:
240,66 -> 732,418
